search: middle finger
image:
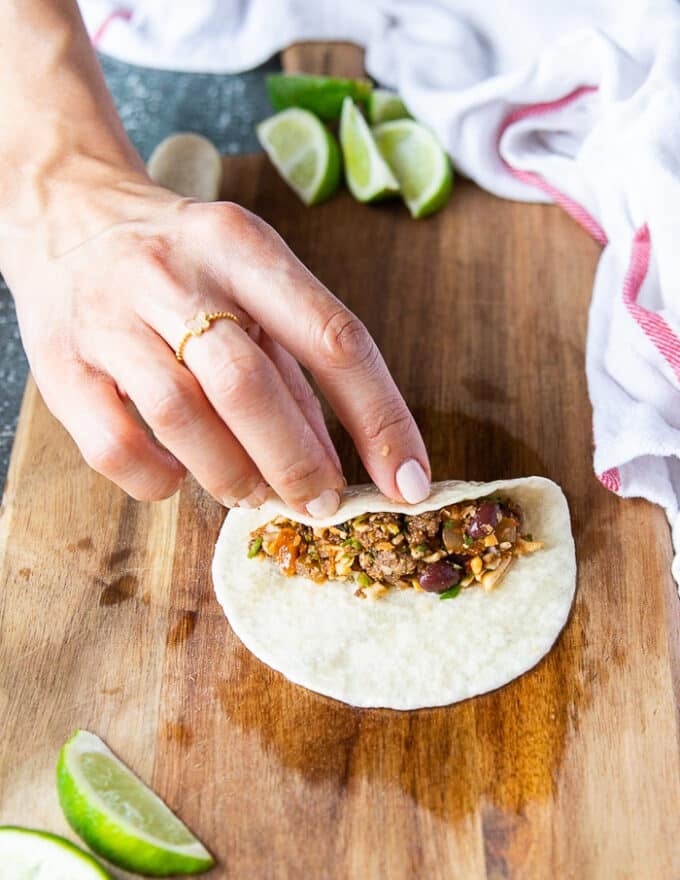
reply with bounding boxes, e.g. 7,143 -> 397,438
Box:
151,308 -> 345,516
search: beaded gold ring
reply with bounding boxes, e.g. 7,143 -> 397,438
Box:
175,310 -> 242,364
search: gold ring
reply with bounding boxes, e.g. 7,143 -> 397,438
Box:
175,310 -> 242,363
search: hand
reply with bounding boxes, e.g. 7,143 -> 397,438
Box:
3,173 -> 431,516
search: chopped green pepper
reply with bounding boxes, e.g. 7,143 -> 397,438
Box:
342,537 -> 362,550
356,572 -> 372,588
247,536 -> 263,558
439,584 -> 462,600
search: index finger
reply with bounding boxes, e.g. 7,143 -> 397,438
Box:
216,206 -> 431,503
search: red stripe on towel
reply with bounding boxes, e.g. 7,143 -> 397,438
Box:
92,7 -> 133,48
598,468 -> 621,493
498,86 -> 607,244
621,224 -> 680,382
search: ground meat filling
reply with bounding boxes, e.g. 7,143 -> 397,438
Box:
247,496 -> 543,599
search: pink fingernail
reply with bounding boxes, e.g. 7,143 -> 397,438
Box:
237,482 -> 269,509
306,488 -> 340,519
396,459 -> 430,504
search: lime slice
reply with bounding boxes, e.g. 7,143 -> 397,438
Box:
147,132 -> 223,201
339,97 -> 400,203
257,108 -> 341,205
372,119 -> 453,218
266,73 -> 372,121
366,89 -> 412,124
0,826 -> 112,880
57,730 -> 214,877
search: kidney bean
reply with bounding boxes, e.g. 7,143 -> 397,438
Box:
466,502 -> 502,539
419,561 -> 462,593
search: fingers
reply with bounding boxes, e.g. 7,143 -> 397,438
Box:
105,331 -> 269,508
106,301 -> 344,514
37,363 -> 186,501
259,333 -> 342,473
182,320 -> 344,515
205,206 -> 430,502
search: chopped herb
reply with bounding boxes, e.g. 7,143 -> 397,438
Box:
247,536 -> 262,558
353,514 -> 368,525
439,584 -> 462,600
414,544 -> 429,554
525,533 -> 533,541
463,534 -> 473,548
444,520 -> 454,529
356,572 -> 372,588
342,537 -> 362,550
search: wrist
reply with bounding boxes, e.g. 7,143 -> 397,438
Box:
0,143 -> 161,277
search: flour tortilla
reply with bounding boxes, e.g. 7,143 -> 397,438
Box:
212,477 -> 576,709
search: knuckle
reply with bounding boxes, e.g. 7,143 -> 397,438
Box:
210,351 -> 270,404
131,473 -> 184,503
213,201 -> 264,240
147,375 -> 200,434
82,430 -> 135,477
319,309 -> 377,371
276,457 -> 326,494
361,401 -> 415,446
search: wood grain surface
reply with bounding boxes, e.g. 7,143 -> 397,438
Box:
1,45 -> 680,880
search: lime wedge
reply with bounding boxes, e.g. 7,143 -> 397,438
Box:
257,108 -> 341,205
266,73 -> 372,121
339,97 -> 400,203
147,132 -> 223,202
366,89 -> 412,124
0,826 -> 112,880
57,730 -> 214,877
372,119 -> 453,218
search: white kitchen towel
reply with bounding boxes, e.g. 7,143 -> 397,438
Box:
82,0 -> 680,584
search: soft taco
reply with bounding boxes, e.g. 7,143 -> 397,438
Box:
212,477 -> 576,709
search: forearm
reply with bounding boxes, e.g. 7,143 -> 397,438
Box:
0,0 -> 149,261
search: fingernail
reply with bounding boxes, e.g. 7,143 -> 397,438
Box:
306,488 -> 340,519
237,482 -> 269,509
396,459 -> 430,504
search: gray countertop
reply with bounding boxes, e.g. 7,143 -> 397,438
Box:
0,52 -> 277,488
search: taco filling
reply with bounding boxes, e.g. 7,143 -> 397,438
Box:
247,496 -> 543,599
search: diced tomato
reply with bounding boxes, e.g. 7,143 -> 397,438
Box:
273,528 -> 300,576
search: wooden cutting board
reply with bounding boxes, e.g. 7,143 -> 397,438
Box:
1,44 -> 680,880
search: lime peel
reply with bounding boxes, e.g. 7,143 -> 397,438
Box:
266,73 -> 372,120
57,729 -> 214,877
0,826 -> 113,879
